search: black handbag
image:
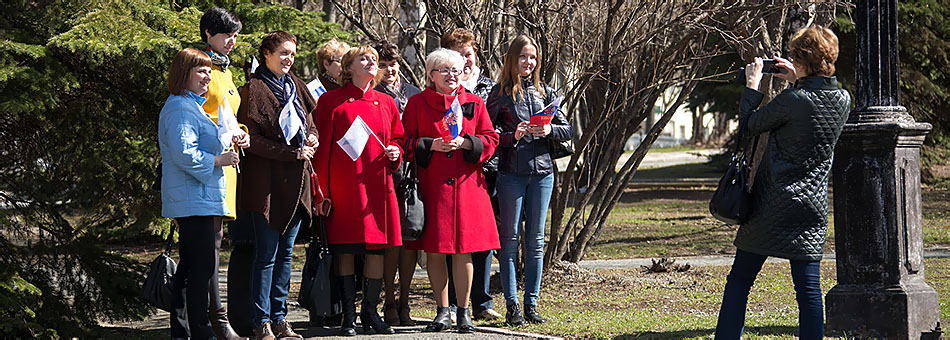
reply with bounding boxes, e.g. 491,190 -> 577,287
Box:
142,223 -> 177,312
298,216 -> 342,316
709,125 -> 757,224
399,158 -> 425,241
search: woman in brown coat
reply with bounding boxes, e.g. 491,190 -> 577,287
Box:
236,30 -> 316,340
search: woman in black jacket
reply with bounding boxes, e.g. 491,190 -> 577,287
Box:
486,35 -> 572,326
714,25 -> 851,340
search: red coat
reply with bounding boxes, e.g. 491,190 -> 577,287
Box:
313,83 -> 405,249
403,86 -> 500,254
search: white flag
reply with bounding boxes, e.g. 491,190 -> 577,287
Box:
307,78 -> 327,102
336,115 -> 374,162
278,92 -> 303,145
216,97 -> 242,151
249,56 -> 259,74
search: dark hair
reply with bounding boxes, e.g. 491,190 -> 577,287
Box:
374,39 -> 401,62
788,25 -> 839,76
258,30 -> 298,61
167,48 -> 212,95
200,7 -> 242,42
441,28 -> 477,51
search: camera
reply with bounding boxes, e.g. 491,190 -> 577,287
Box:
734,58 -> 787,85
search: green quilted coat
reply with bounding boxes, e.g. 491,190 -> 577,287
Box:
734,76 -> 851,261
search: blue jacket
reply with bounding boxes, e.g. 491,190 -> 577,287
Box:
159,91 -> 228,218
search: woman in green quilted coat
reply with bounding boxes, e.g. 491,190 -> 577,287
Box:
714,25 -> 851,340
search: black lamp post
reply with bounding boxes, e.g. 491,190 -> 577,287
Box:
826,0 -> 940,337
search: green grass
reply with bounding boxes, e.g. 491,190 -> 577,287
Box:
108,182 -> 950,338
633,162 -> 723,178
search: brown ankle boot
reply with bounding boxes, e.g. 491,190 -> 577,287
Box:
253,321 -> 275,340
272,319 -> 302,338
208,307 -> 242,340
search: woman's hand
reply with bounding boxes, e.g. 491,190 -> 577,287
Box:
232,132 -> 250,149
528,124 -> 551,137
745,57 -> 764,91
214,151 -> 240,167
772,56 -> 799,83
514,121 -> 530,140
430,137 -> 454,153
297,145 -> 315,160
305,133 -> 319,148
384,145 -> 400,161
459,136 -> 473,150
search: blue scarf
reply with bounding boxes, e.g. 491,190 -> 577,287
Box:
258,66 -> 307,145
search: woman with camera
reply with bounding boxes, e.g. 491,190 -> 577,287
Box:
714,25 -> 851,340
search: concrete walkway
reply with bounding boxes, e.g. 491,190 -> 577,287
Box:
108,247 -> 950,338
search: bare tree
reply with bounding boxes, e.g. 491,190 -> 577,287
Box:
324,0 -> 847,266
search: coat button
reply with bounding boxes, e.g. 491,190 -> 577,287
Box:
446,151 -> 453,158
374,101 -> 379,105
348,98 -> 355,102
446,178 -> 455,185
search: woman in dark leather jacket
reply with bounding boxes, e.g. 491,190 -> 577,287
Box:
714,26 -> 851,340
486,35 -> 572,326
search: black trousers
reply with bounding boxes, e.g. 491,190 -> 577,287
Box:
170,216 -> 219,338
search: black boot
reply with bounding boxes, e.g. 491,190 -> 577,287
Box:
339,275 -> 357,336
456,307 -> 475,333
360,278 -> 395,334
505,303 -> 526,326
524,304 -> 547,324
423,306 -> 452,332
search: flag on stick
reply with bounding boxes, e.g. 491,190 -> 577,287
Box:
530,95 -> 564,126
306,78 -> 327,102
438,96 -> 463,141
336,115 -> 381,161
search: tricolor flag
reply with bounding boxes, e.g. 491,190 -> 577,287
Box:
439,96 -> 463,141
530,95 -> 564,126
337,115 -> 374,161
216,97 -> 242,151
278,92 -> 304,145
307,78 -> 327,102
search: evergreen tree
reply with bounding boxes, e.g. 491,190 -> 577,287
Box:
835,0 -> 950,182
0,0 -> 348,336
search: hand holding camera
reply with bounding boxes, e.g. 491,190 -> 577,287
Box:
736,56 -> 799,89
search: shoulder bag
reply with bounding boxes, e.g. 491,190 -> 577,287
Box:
399,154 -> 425,241
709,123 -> 758,225
298,216 -> 342,316
142,223 -> 177,312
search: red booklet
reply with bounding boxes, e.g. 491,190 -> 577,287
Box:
529,114 -> 553,126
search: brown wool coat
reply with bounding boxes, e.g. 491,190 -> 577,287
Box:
237,71 -> 317,234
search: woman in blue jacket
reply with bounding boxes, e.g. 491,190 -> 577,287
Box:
159,47 -> 240,339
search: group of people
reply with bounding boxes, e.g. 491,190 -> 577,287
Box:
159,5 -> 849,340
158,6 -> 572,340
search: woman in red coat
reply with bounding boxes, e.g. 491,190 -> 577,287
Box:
402,48 -> 499,333
313,45 -> 405,336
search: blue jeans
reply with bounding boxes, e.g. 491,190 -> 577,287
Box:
250,209 -> 303,327
497,172 -> 554,307
715,249 -> 823,339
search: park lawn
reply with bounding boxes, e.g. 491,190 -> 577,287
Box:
399,258 -> 950,338
583,186 -> 950,260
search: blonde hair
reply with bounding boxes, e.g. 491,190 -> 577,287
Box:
498,35 -> 545,101
339,45 -> 379,87
167,48 -> 212,95
316,38 -> 351,73
789,25 -> 839,76
424,48 -> 464,88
